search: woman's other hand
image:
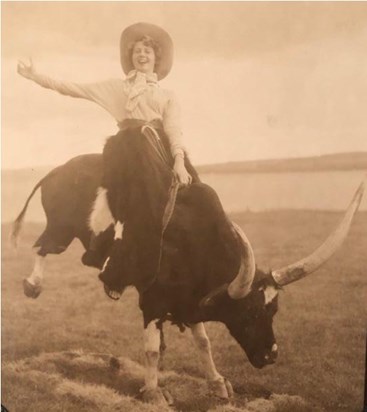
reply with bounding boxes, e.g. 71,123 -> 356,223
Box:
17,58 -> 36,80
173,155 -> 192,185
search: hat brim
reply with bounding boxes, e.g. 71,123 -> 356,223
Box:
120,22 -> 173,81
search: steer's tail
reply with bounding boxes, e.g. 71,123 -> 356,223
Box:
11,175 -> 48,248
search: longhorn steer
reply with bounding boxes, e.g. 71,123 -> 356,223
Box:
12,136 -> 365,405
92,128 -> 365,404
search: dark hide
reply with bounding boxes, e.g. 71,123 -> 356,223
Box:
140,183 -> 242,325
159,184 -> 241,294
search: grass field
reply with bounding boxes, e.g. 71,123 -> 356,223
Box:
2,210 -> 366,412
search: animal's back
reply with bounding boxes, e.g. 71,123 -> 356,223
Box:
41,154 -> 103,227
35,154 -> 103,254
156,183 -> 240,301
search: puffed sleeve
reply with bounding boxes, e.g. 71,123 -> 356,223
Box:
31,71 -> 101,99
162,90 -> 185,158
29,72 -> 124,121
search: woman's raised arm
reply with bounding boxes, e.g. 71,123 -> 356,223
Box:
17,58 -> 102,101
17,58 -> 125,122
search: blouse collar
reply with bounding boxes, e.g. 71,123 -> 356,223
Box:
123,70 -> 159,113
126,69 -> 158,85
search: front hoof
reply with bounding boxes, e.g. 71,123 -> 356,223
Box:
208,378 -> 234,399
23,279 -> 42,299
141,387 -> 172,406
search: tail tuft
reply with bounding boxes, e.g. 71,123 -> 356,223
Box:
9,175 -> 46,248
10,212 -> 26,248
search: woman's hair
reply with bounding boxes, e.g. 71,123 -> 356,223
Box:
128,35 -> 162,69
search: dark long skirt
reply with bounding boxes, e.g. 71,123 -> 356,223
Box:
96,123 -> 200,295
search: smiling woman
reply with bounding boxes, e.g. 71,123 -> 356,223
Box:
17,22 -> 191,185
16,22 -> 201,302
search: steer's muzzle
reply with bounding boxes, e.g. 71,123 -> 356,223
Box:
251,343 -> 278,369
265,343 -> 278,363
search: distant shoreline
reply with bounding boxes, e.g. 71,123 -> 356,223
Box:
2,151 -> 367,175
197,152 -> 367,174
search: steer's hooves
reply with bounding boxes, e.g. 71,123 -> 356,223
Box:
141,387 -> 172,406
208,377 -> 234,399
224,378 -> 234,398
23,279 -> 42,299
162,389 -> 174,406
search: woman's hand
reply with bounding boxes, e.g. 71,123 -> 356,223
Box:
173,155 -> 192,185
17,58 -> 36,80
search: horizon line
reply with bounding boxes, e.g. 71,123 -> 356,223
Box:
2,150 -> 367,172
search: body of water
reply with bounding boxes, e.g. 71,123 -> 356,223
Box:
201,170 -> 367,213
3,170 -> 366,223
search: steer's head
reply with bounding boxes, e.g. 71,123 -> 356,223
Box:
200,182 -> 364,369
201,251 -> 280,368
224,273 -> 280,368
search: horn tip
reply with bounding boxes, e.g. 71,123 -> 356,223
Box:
354,179 -> 365,206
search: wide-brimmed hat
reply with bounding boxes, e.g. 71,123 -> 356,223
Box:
120,22 -> 174,80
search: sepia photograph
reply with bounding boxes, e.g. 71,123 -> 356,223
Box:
2,2 -> 367,411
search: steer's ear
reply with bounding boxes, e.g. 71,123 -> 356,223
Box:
199,284 -> 229,307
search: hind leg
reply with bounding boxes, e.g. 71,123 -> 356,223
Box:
23,225 -> 74,299
23,253 -> 46,299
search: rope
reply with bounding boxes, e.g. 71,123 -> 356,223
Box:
141,125 -> 181,275
141,125 -> 171,168
157,177 -> 180,274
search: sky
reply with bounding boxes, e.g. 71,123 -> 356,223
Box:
2,2 -> 367,169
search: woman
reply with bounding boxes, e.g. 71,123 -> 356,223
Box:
17,22 -> 192,185
17,22 -> 197,299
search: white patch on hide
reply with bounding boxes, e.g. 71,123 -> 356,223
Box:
263,285 -> 278,305
114,221 -> 124,240
89,187 -> 115,235
144,320 -> 160,353
143,320 -> 161,390
27,255 -> 46,285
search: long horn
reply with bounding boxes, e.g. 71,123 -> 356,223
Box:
272,180 -> 365,286
227,222 -> 256,299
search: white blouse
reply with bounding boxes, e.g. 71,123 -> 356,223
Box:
30,69 -> 184,157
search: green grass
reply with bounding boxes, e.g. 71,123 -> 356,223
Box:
2,210 -> 366,411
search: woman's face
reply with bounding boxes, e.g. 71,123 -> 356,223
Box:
131,41 -> 156,75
